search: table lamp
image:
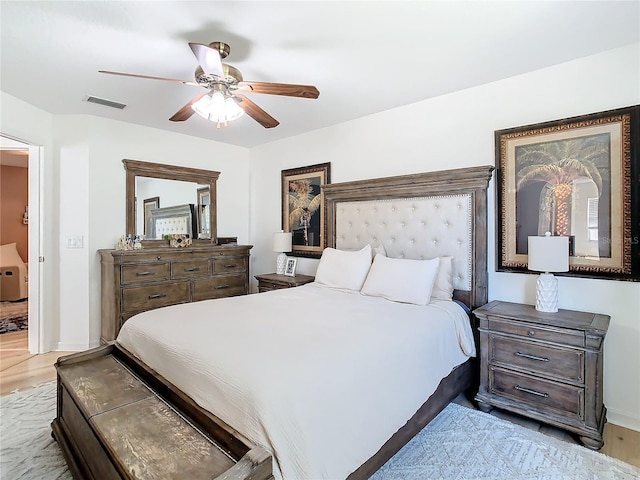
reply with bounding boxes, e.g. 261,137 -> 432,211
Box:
527,232 -> 569,313
273,231 -> 292,275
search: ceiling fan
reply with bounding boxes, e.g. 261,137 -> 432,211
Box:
99,41 -> 320,129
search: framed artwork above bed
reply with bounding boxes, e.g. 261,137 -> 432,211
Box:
281,163 -> 331,258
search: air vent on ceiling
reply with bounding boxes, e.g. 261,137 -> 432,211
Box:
85,95 -> 127,110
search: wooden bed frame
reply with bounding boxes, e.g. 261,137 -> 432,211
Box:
52,165 -> 493,480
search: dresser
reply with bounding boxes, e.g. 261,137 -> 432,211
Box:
474,300 -> 609,449
100,244 -> 251,343
254,273 -> 315,292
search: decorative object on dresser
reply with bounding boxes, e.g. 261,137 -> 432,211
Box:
99,244 -> 251,343
474,300 -> 610,450
255,273 -> 315,293
527,233 -> 569,313
272,230 -> 292,275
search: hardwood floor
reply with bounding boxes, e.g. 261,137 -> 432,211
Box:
1,330 -> 639,470
0,330 -> 74,397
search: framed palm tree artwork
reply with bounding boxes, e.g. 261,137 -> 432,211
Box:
496,105 -> 640,281
281,163 -> 331,257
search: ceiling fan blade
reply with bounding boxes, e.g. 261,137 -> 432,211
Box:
99,70 -> 199,86
189,43 -> 224,77
233,94 -> 279,129
169,93 -> 206,122
238,81 -> 319,99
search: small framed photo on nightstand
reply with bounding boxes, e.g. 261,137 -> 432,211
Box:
284,258 -> 297,276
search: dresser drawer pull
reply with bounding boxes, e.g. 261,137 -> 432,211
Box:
148,293 -> 167,299
528,330 -> 536,337
223,264 -> 237,268
515,352 -> 549,362
514,385 -> 549,398
214,285 -> 229,290
136,271 -> 156,276
183,267 -> 200,272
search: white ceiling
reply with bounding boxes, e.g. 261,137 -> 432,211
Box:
1,1 -> 638,149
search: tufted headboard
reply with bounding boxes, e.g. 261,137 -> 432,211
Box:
322,166 -> 494,309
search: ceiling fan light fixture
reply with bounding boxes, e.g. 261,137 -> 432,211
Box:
191,91 -> 244,127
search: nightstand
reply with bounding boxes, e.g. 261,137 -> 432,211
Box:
474,300 -> 610,450
255,273 -> 315,293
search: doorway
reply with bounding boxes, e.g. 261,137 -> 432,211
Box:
0,135 -> 42,354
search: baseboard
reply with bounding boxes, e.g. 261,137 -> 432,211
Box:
55,342 -> 90,351
607,409 -> 640,433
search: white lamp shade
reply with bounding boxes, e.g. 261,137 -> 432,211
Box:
528,234 -> 569,273
273,231 -> 292,253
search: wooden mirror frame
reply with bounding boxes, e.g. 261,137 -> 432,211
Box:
124,159 -> 220,246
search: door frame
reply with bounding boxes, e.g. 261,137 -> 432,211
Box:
1,134 -> 43,353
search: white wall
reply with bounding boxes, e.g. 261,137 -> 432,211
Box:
250,43 -> 640,431
0,91 -> 59,352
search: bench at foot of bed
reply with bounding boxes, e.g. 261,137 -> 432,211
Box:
51,343 -> 273,480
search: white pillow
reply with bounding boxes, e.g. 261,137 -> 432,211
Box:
361,254 -> 440,305
0,243 -> 25,267
431,256 -> 454,301
314,244 -> 373,291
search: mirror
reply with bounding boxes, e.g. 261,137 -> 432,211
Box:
124,159 -> 219,245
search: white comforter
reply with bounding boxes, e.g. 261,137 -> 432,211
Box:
117,283 -> 475,480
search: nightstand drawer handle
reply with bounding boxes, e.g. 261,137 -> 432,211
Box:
137,271 -> 156,276
183,267 -> 200,272
148,293 -> 167,299
515,352 -> 549,362
515,385 -> 549,398
214,285 -> 229,290
223,264 -> 237,268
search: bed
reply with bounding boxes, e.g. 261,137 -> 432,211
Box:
52,165 -> 493,480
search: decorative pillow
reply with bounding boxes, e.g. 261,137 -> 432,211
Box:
431,256 -> 454,301
361,254 -> 440,305
314,244 -> 373,291
0,243 -> 25,267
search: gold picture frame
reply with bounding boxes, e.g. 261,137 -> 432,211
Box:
496,105 -> 639,281
281,163 -> 331,258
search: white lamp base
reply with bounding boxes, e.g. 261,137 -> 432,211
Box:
536,272 -> 558,313
276,252 -> 288,275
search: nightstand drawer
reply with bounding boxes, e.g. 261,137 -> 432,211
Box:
488,317 -> 584,348
490,335 -> 584,383
489,367 -> 584,420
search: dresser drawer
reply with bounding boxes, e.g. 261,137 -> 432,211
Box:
121,263 -> 171,285
121,282 -> 190,313
193,275 -> 246,301
490,335 -> 584,383
171,260 -> 211,279
488,317 -> 584,348
489,366 -> 584,420
212,257 -> 246,274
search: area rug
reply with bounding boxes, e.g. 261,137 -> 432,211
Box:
0,300 -> 28,334
1,383 -> 638,480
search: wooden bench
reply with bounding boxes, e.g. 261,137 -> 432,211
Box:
51,343 -> 273,480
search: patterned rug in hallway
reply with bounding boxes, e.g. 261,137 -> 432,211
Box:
0,300 -> 28,334
1,382 -> 639,480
